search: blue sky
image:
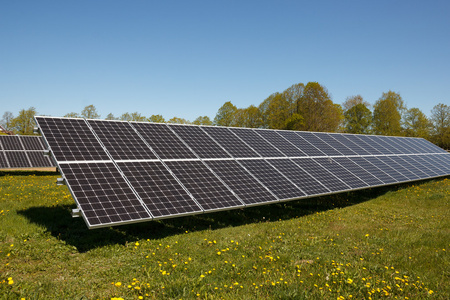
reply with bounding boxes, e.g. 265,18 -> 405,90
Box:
1,1 -> 449,121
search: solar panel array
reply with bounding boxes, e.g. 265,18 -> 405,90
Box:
0,135 -> 55,169
34,116 -> 450,229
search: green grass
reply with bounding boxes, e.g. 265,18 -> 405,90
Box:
0,171 -> 449,299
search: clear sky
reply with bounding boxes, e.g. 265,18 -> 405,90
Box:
1,0 -> 449,121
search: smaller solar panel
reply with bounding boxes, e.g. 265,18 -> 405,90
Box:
394,155 -> 432,178
376,136 -> 403,154
205,160 -> 277,205
0,136 -> 23,150
60,162 -> 152,227
132,122 -> 197,160
239,159 -> 305,200
365,136 -> 395,154
254,129 -> 307,157
414,155 -> 447,176
384,137 -> 413,154
333,134 -> 371,155
297,132 -> 343,156
350,135 -> 384,155
88,120 -> 157,160
314,133 -> 357,156
363,156 -> 409,182
0,152 -> 9,168
169,125 -> 231,159
27,152 -> 54,168
230,128 -> 285,157
20,136 -> 45,150
165,160 -> 243,211
349,157 -> 397,184
201,126 -> 260,158
333,157 -> 384,186
278,131 -> 326,156
378,156 -> 420,181
429,154 -> 450,173
5,151 -> 31,168
313,157 -> 368,189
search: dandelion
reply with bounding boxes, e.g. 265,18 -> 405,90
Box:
347,278 -> 353,284
114,282 -> 122,287
8,277 -> 14,285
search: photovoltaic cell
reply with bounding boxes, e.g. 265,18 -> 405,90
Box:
20,136 -> 45,150
350,135 -> 384,155
0,136 -> 23,150
169,125 -> 231,159
297,132 -> 342,156
414,155 -> 447,176
363,156 -> 409,182
88,120 -> 157,160
0,152 -> 8,168
330,134 -> 371,155
201,126 -> 260,158
394,155 -> 431,178
164,160 -> 243,210
35,117 -> 110,162
292,158 -> 350,192
378,156 -> 420,180
384,137 -> 413,154
27,152 -> 54,168
419,139 -> 448,154
239,159 -> 305,199
401,138 -> 431,154
333,157 -> 384,186
205,160 -> 277,205
314,133 -> 357,156
349,157 -> 397,184
117,161 -> 202,217
5,151 -> 30,168
376,136 -> 403,154
254,129 -> 307,157
267,158 -> 329,195
60,162 -> 152,227
229,128 -> 285,157
429,154 -> 450,173
313,157 -> 368,188
132,122 -> 196,160
365,136 -> 396,154
278,131 -> 326,156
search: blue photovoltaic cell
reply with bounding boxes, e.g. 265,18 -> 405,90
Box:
267,158 -> 329,195
313,157 -> 368,188
429,154 -> 450,173
314,133 -> 357,156
378,156 -> 420,181
88,120 -> 157,160
330,134 -> 371,155
169,125 -> 231,159
239,159 -> 304,199
418,139 -> 448,154
201,126 -> 260,158
364,156 -> 409,182
349,157 -> 397,184
414,155 -> 447,176
365,136 -> 396,154
229,128 -> 285,157
278,131 -> 326,156
297,132 -> 342,156
384,137 -> 413,154
254,129 -> 307,157
333,157 -> 384,186
132,122 -> 197,160
376,136 -> 404,154
350,135 -> 384,155
393,155 -> 431,178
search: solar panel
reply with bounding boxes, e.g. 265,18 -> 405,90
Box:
253,129 -> 307,157
201,126 -> 260,158
117,161 -> 202,218
131,122 -> 197,160
36,117 -> 110,162
34,116 -> 450,229
27,152 -> 54,168
0,136 -> 23,150
88,120 -> 157,160
0,152 -> 9,168
169,124 -> 231,159
204,160 -> 277,205
164,160 -> 244,211
20,136 -> 45,150
239,159 -> 305,199
229,128 -> 285,157
5,151 -> 31,168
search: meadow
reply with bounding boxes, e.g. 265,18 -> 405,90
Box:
0,171 -> 449,299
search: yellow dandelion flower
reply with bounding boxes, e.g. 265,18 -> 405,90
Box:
347,278 -> 353,284
114,282 -> 121,287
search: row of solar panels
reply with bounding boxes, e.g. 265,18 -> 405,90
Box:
0,135 -> 54,169
35,116 -> 450,229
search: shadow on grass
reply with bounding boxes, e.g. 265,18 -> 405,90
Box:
18,178 -> 440,252
0,170 -> 59,176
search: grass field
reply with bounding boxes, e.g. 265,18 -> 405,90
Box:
0,171 -> 449,299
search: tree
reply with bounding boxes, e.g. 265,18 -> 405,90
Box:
168,117 -> 190,124
130,112 -> 147,122
1,111 -> 14,130
342,95 -> 370,112
283,83 -> 305,115
372,91 -> 405,136
284,113 -> 304,131
119,113 -> 132,121
344,103 -> 372,134
10,107 -> 37,135
81,105 -> 100,119
233,105 -> 262,128
105,113 -> 116,120
430,103 -> 450,149
297,82 -> 342,132
402,107 -> 431,138
192,116 -> 213,126
266,93 -> 292,129
213,101 -> 237,126
64,112 -> 80,118
148,114 -> 165,123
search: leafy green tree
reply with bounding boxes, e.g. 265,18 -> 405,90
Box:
402,107 -> 431,138
234,105 -> 262,128
430,103 -> 450,149
168,117 -> 190,124
119,112 -> 132,121
342,95 -> 370,112
344,103 -> 372,134
148,114 -> 166,123
192,116 -> 213,126
1,111 -> 14,130
64,112 -> 80,118
284,113 -> 304,131
105,113 -> 116,120
130,112 -> 147,122
266,93 -> 292,129
10,107 -> 37,135
214,101 -> 237,126
283,83 -> 305,115
81,105 -> 100,119
373,91 -> 405,136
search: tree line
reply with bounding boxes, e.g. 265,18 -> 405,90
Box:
1,81 -> 449,149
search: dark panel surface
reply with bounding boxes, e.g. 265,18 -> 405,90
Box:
0,136 -> 23,150
314,157 -> 368,188
297,132 -> 342,156
278,131 -> 326,156
21,136 -> 45,150
27,152 -> 54,168
0,152 -> 8,168
229,128 -> 285,157
201,127 -> 260,158
333,157 -> 384,186
378,156 -> 420,180
315,133 -> 357,156
331,134 -> 371,155
364,156 -> 409,182
118,161 -> 202,217
88,120 -> 157,160
349,157 -> 397,184
254,130 -> 307,157
350,135 -> 384,155
5,151 -> 30,168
